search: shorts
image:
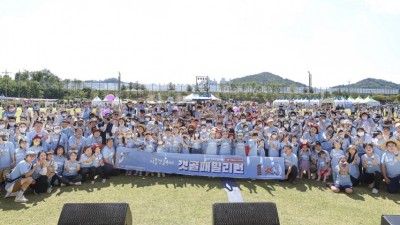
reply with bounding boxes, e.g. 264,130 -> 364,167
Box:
319,168 -> 331,177
337,185 -> 352,191
5,180 -> 22,193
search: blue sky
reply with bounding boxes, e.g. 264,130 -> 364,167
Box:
0,0 -> 399,87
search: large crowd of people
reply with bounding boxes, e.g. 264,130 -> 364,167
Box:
0,100 -> 400,203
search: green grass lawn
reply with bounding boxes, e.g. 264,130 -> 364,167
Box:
1,176 -> 400,225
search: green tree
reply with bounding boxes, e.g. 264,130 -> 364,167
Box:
167,82 -> 175,91
186,85 -> 193,92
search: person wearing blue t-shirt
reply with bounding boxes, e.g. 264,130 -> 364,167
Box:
330,156 -> 353,194
92,144 -> 106,183
360,143 -> 383,194
14,138 -> 28,165
4,150 -> 39,202
330,141 -> 345,183
346,145 -> 361,186
79,146 -> 95,183
316,151 -> 330,182
282,145 -> 298,184
381,140 -> 400,194
60,151 -> 82,186
0,135 -> 17,185
247,132 -> 259,156
102,138 -> 119,178
234,132 -> 247,156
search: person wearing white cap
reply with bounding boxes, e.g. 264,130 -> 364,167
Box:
4,150 -> 39,202
381,140 -> 400,193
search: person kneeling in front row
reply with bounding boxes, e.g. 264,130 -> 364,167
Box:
330,156 -> 353,194
4,151 -> 39,202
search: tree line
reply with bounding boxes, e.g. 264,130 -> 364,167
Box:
0,69 -> 398,103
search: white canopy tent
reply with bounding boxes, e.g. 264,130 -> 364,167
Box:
182,93 -> 220,102
91,96 -> 102,106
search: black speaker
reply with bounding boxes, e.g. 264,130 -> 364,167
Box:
58,203 -> 132,225
381,215 -> 400,225
213,202 -> 280,225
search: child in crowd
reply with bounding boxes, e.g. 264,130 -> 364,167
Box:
92,144 -> 106,183
60,151 -> 82,186
316,151 -> 330,182
298,143 -> 311,179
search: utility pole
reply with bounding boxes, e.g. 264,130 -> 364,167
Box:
2,69 -> 12,97
17,70 -> 21,98
136,81 -> 139,99
348,80 -> 350,96
118,72 -> 121,97
308,71 -> 312,104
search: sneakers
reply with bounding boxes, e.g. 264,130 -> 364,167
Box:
74,182 -> 82,186
4,192 -> 17,198
372,188 -> 379,194
15,192 -> 28,203
102,179 -> 106,183
47,187 -> 52,194
91,181 -> 95,185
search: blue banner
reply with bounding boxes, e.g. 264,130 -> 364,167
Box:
115,147 -> 285,180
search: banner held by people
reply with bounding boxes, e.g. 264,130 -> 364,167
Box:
115,147 -> 285,180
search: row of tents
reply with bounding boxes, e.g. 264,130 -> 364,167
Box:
272,96 -> 380,107
91,93 -> 221,106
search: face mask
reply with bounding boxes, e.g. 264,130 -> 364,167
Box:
243,128 -> 248,132
145,118 -> 150,121
158,141 -> 163,145
131,121 -> 136,126
308,122 -> 313,126
291,117 -> 296,120
284,124 -> 289,128
241,119 -> 246,123
33,141 -> 40,146
0,125 -> 5,129
160,110 -> 164,113
362,116 -> 367,120
201,121 -> 206,125
252,120 -> 256,125
357,132 -> 364,136
19,127 -> 27,133
258,124 -> 262,128
195,133 -> 199,137
54,129 -> 61,134
271,135 -> 277,139
9,122 -> 15,126
9,108 -> 15,112
267,133 -> 272,137
304,116 -> 309,119
201,129 -> 206,133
